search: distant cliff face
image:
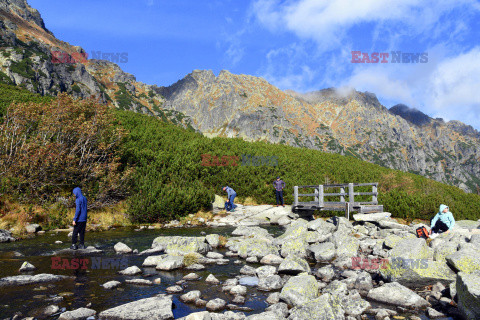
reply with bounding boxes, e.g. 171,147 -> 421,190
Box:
0,0 -> 479,192
155,70 -> 480,192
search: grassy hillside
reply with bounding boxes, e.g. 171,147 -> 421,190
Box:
0,83 -> 479,225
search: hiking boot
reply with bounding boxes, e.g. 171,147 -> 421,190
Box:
78,244 -> 85,250
70,244 -> 78,250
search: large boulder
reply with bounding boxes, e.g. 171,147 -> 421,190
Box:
332,233 -> 359,258
232,226 -> 270,238
156,255 -> 184,271
280,237 -> 309,258
152,236 -> 209,255
98,295 -> 173,319
456,271 -> 480,320
276,220 -> 309,241
238,238 -> 279,259
353,212 -> 391,222
287,293 -> 344,320
0,229 -> 15,242
307,219 -> 336,235
389,237 -> 433,260
446,247 -> 480,274
279,273 -> 319,307
307,242 -> 335,262
278,255 -> 310,275
380,258 -> 456,287
0,274 -> 71,287
367,282 -> 429,309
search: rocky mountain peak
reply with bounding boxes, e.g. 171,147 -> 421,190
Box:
389,104 -> 432,127
0,0 -> 50,34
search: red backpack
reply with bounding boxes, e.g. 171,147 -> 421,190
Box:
416,226 -> 429,239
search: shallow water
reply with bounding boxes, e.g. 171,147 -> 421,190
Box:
0,226 -> 450,319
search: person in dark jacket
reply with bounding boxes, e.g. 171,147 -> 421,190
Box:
71,187 -> 87,250
223,186 -> 237,212
273,177 -> 286,207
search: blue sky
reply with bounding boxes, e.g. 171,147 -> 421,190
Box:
30,0 -> 480,129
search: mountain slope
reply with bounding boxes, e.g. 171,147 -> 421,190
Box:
0,0 -> 478,193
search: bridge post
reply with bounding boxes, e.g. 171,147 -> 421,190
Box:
294,186 -> 298,207
372,184 -> 378,204
348,183 -> 354,208
318,185 -> 324,208
340,186 -> 345,203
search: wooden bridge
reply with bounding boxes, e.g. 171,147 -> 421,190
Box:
292,182 -> 383,219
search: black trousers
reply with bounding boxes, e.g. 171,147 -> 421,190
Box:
275,190 -> 284,205
72,221 -> 86,245
431,219 -> 449,234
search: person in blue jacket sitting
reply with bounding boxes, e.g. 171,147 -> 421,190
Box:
71,187 -> 88,250
429,204 -> 455,238
223,186 -> 237,212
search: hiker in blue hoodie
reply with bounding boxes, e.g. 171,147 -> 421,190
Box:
71,187 -> 87,250
429,204 -> 455,238
223,186 -> 237,212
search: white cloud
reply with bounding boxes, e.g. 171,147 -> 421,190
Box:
426,47 -> 480,125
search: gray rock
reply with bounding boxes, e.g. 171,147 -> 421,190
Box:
25,223 -> 41,233
152,236 -> 210,255
118,266 -> 142,275
446,247 -> 480,273
42,305 -> 60,316
125,279 -> 153,286
266,292 -> 280,304
367,282 -> 429,309
308,242 -> 335,262
258,275 -> 283,291
246,311 -> 284,320
426,307 -> 446,318
185,311 -> 211,320
206,234 -> 220,248
180,290 -> 202,303
390,237 -> 433,260
0,229 -> 15,242
260,254 -> 284,265
166,285 -> 183,293
142,255 -> 164,267
265,302 -> 289,318
206,298 -> 227,311
354,271 -> 373,293
230,285 -> 247,296
99,295 -> 173,319
156,255 -> 184,271
207,252 -> 224,259
58,308 -> 96,320
279,273 -> 320,307
114,242 -> 133,254
102,280 -> 121,289
137,247 -> 164,256
0,273 -> 71,287
278,255 -> 310,275
287,293 -> 344,320
183,273 -> 201,281
332,233 -> 359,258
353,212 -> 391,222
256,265 -> 277,278
232,226 -> 270,238
19,261 -> 36,272
246,256 -> 258,263
456,270 -> 480,320
206,274 -> 220,284
238,238 -> 279,259
240,265 -> 257,276
316,265 -> 335,282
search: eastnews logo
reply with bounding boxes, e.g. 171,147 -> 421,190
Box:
51,256 -> 128,270
51,51 -> 128,64
351,51 -> 428,63
201,154 -> 278,167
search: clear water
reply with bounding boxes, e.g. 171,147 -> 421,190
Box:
0,226 -> 450,319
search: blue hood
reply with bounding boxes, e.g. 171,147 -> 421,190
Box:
73,187 -> 83,198
439,204 -> 449,214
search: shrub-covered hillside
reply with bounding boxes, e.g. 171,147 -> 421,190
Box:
0,83 -> 479,224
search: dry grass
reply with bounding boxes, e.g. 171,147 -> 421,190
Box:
183,253 -> 200,266
218,235 -> 228,247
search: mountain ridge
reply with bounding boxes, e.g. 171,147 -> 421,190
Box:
0,0 -> 479,193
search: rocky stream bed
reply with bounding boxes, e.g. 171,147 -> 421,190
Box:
1,203 -> 480,320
